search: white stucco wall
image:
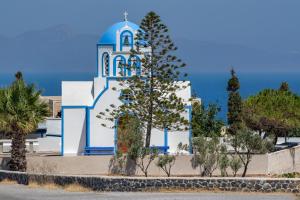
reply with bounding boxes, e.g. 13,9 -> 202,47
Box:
89,81 -> 121,147
150,128 -> 165,147
63,108 -> 86,155
46,118 -> 61,136
93,77 -> 107,98
62,81 -> 93,106
37,137 -> 61,152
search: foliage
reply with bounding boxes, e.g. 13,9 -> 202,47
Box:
192,101 -> 224,137
279,82 -> 290,92
218,145 -> 229,177
117,113 -> 144,160
0,72 -> 49,171
243,87 -> 300,144
108,151 -> 127,175
229,154 -> 242,177
227,69 -> 243,135
156,154 -> 176,177
230,127 -> 273,177
136,147 -> 159,177
98,11 -> 189,148
279,172 -> 300,178
191,136 -> 222,177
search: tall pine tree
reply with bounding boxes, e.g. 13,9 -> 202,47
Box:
227,69 -> 242,135
99,12 -> 189,147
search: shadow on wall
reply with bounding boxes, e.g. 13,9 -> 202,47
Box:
78,120 -> 86,155
108,156 -> 137,176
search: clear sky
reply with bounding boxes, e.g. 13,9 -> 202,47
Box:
0,0 -> 300,73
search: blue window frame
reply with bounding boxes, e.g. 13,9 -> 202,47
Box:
113,55 -> 126,76
102,52 -> 110,76
128,56 -> 141,76
120,30 -> 133,51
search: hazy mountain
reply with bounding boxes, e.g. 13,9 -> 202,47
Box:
0,25 -> 300,74
0,25 -> 97,73
176,39 -> 300,73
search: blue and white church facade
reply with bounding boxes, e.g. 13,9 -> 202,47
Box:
61,17 -> 192,156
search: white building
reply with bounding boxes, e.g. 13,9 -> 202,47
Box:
61,16 -> 192,156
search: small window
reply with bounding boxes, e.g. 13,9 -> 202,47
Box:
117,59 -> 125,76
120,31 -> 133,51
129,56 -> 141,76
102,53 -> 109,76
123,35 -> 130,46
113,56 -> 126,76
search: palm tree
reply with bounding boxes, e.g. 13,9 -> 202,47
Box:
0,72 -> 49,171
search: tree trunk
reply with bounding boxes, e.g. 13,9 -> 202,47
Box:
145,120 -> 152,148
242,161 -> 249,177
9,132 -> 27,172
273,135 -> 278,145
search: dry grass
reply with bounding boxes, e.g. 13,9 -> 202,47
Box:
0,179 -> 18,185
27,181 -> 91,193
63,184 -> 91,192
151,187 -> 222,193
28,182 -> 61,190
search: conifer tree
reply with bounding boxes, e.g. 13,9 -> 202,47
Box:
99,12 -> 188,147
227,69 -> 242,135
279,81 -> 289,92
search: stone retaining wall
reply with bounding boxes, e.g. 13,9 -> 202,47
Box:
0,170 -> 299,193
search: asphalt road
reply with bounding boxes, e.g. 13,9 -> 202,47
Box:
0,184 -> 296,200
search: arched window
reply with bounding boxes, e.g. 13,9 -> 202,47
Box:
102,52 -> 109,76
128,56 -> 141,76
113,56 -> 126,76
120,31 -> 133,51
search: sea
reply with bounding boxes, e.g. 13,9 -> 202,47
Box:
1,72 -> 300,122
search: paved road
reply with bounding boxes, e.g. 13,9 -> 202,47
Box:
0,184 -> 296,200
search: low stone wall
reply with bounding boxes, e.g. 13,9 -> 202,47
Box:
0,170 -> 299,193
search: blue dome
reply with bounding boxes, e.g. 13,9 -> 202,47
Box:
98,21 -> 140,45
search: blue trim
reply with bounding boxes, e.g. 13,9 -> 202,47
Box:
96,45 -> 99,77
164,128 -> 168,154
120,30 -> 133,51
86,107 -> 90,147
84,146 -> 114,155
150,146 -> 169,154
186,105 -> 193,154
101,52 -> 110,77
128,56 -> 141,76
61,108 -> 64,156
113,55 -> 126,76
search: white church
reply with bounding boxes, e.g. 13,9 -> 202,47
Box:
61,14 -> 192,156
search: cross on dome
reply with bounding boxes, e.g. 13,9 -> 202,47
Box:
124,11 -> 128,22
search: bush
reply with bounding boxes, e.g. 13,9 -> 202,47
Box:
218,145 -> 229,177
191,136 -> 221,177
229,154 -> 242,177
136,147 -> 159,177
156,155 -> 176,177
230,127 -> 273,177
